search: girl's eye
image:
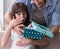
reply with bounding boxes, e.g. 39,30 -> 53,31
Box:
23,13 -> 26,15
18,13 -> 20,15
23,12 -> 27,15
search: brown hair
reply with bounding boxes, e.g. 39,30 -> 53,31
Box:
44,0 -> 46,4
10,2 -> 30,26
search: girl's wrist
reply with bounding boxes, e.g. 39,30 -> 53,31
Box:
8,24 -> 14,29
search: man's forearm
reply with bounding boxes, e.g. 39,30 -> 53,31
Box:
4,11 -> 12,25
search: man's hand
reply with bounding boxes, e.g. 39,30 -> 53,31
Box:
51,26 -> 59,35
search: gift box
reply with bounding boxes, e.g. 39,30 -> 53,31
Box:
23,28 -> 44,40
31,22 -> 54,38
23,22 -> 54,40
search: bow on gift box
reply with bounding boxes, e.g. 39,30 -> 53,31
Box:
23,22 -> 54,40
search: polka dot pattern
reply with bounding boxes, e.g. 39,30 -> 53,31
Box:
23,28 -> 44,40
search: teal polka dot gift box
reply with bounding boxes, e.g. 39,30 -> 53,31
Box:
23,28 -> 44,40
23,21 -> 54,40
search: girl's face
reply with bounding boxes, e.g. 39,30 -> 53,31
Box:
15,12 -> 27,23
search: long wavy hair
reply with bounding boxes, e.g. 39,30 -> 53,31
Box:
10,2 -> 30,26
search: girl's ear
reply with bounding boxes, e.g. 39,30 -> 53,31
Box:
13,17 -> 15,20
13,15 -> 16,19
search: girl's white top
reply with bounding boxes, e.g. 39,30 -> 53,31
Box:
10,30 -> 35,49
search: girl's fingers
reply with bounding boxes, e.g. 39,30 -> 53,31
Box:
16,28 -> 24,35
15,21 -> 23,26
14,21 -> 23,26
16,42 -> 24,46
16,17 -> 24,22
19,28 -> 24,33
18,24 -> 24,27
16,40 -> 24,46
15,19 -> 23,25
18,24 -> 24,33
15,24 -> 24,35
16,30 -> 22,35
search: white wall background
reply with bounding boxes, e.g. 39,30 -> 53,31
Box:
0,0 -> 15,49
0,0 -> 3,27
0,0 -> 15,31
0,0 -> 15,26
4,0 -> 15,14
2,0 -> 15,30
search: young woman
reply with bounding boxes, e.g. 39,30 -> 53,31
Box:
1,2 -> 35,49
